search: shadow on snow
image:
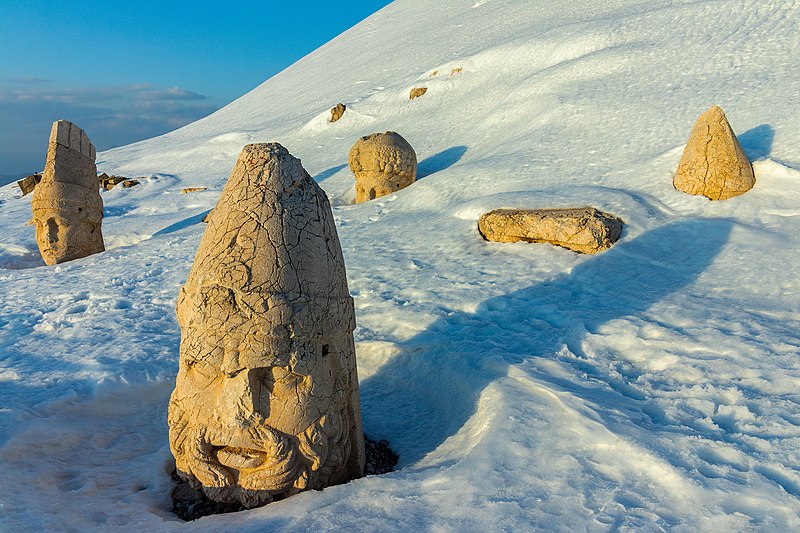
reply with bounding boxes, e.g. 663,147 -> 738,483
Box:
417,146 -> 468,179
359,219 -> 733,466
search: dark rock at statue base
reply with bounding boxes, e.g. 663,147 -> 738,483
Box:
364,436 -> 399,475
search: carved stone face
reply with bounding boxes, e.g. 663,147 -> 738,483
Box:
31,120 -> 104,265
168,143 -> 363,509
32,208 -> 101,265
169,284 -> 351,508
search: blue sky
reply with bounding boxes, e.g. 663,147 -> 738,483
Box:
0,0 -> 392,179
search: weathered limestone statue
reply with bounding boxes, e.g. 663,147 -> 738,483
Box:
168,143 -> 365,509
31,120 -> 104,265
348,131 -> 417,203
674,106 -> 755,200
479,207 -> 623,254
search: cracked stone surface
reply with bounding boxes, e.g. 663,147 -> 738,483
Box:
673,105 -> 755,200
330,103 -> 346,123
168,143 -> 365,509
348,131 -> 417,203
31,120 -> 104,265
479,207 -> 624,254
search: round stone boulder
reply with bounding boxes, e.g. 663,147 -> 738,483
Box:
348,131 -> 417,203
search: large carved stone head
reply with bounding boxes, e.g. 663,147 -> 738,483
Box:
348,131 -> 417,203
168,143 -> 365,508
31,120 -> 104,265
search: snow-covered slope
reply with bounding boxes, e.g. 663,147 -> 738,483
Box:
2,0 -> 799,530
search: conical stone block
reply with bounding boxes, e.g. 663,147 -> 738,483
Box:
673,106 -> 755,200
168,143 -> 365,509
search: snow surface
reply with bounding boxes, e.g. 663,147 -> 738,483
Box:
1,0 -> 800,530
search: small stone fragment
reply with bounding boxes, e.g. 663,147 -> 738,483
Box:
100,175 -> 128,190
429,70 -> 439,77
348,131 -> 417,203
450,67 -> 463,76
168,142 -> 365,509
330,103 -> 346,123
31,120 -> 104,264
121,179 -> 140,188
181,187 -> 208,194
17,173 -> 42,196
673,106 -> 755,200
409,87 -> 428,100
478,207 -> 623,254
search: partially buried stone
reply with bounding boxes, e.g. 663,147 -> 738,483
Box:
409,87 -> 427,100
330,103 -> 346,123
121,179 -> 139,188
673,105 -> 755,200
31,120 -> 104,265
479,207 -> 623,254
168,142 -> 365,509
99,175 -> 128,190
348,131 -> 417,203
181,187 -> 207,194
17,173 -> 42,196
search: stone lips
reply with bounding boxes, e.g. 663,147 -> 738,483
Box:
673,106 -> 755,200
479,207 -> 623,254
169,142 -> 365,509
348,131 -> 417,203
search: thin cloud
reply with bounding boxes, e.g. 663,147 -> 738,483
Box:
1,76 -> 52,85
0,82 -> 219,175
0,84 -> 155,104
135,86 -> 207,100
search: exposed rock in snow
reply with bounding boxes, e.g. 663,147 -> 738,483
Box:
409,87 -> 428,100
478,207 -> 623,254
16,173 -> 41,196
330,103 -> 347,123
674,105 -> 755,200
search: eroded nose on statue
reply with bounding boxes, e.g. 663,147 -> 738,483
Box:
217,370 -> 260,426
219,348 -> 264,425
